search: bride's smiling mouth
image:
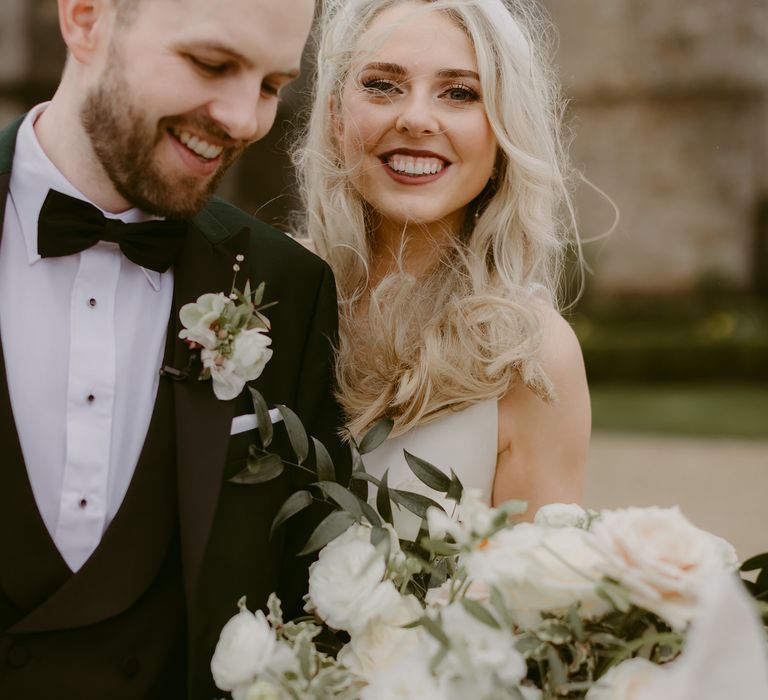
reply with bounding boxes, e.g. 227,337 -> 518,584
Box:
379,149 -> 451,183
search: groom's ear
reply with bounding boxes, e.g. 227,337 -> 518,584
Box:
57,0 -> 112,64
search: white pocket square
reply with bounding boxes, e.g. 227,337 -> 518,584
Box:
230,409 -> 283,435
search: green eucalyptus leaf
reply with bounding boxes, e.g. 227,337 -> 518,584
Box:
589,632 -> 626,648
310,437 -> 336,483
741,552 -> 768,572
391,489 -> 445,519
351,472 -> 382,487
277,404 -> 309,464
547,644 -> 568,688
248,386 -> 273,448
299,510 -> 357,555
350,439 -> 365,472
360,499 -> 382,528
596,580 -> 632,613
271,490 -> 314,538
567,604 -> 585,641
232,302 -> 253,330
230,453 -> 284,484
358,416 -> 394,454
251,280 -> 265,306
403,450 -> 451,492
314,481 -> 364,518
446,469 -> 464,502
376,469 -> 393,525
371,526 -> 391,562
487,586 -> 512,628
460,598 -> 500,629
404,615 -> 451,648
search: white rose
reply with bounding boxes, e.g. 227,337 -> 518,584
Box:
591,507 -> 739,629
361,654 -> 447,700
339,595 -> 424,676
308,524 -> 403,634
462,524 -> 611,622
534,503 -> 588,529
585,658 -> 667,700
179,292 -> 229,349
211,604 -> 277,691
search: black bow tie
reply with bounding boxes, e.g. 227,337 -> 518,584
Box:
37,189 -> 187,273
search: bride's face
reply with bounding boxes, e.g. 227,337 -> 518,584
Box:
336,2 -> 497,236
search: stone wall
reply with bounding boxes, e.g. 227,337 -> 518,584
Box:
544,0 -> 768,294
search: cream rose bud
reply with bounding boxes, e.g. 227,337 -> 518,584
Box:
591,506 -> 739,630
179,292 -> 229,348
308,524 -> 402,634
585,658 -> 667,700
534,503 -> 588,529
211,603 -> 277,691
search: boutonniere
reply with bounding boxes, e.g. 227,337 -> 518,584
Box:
178,254 -> 275,400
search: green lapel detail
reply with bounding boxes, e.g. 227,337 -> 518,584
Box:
0,115 -> 24,175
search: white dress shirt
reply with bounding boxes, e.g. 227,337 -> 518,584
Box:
0,104 -> 174,572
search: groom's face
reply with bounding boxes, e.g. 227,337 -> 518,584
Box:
80,0 -> 314,218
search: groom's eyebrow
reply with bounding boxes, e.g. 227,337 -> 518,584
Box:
179,41 -> 301,78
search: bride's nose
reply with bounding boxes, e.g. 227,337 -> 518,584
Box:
394,94 -> 440,137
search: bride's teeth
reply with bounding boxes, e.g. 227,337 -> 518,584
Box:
387,155 -> 444,176
172,128 -> 223,160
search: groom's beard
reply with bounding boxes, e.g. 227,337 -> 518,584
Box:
80,53 -> 244,219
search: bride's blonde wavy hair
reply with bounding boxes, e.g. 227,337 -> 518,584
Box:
293,0 -> 579,437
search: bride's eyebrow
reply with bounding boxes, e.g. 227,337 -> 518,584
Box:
359,62 -> 407,76
436,69 -> 480,80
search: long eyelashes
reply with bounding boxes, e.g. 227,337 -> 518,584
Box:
359,78 -> 481,104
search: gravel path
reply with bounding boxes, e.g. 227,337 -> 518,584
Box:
584,432 -> 768,561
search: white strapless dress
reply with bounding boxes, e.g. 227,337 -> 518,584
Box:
361,399 -> 498,509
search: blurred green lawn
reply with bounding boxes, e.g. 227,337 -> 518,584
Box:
589,383 -> 768,439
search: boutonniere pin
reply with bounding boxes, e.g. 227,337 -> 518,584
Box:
178,254 -> 275,400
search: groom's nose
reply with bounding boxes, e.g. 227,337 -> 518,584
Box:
206,78 -> 277,145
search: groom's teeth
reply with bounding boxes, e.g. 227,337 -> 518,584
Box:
172,128 -> 224,160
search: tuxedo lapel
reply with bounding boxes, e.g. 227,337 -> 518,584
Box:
172,218 -> 252,607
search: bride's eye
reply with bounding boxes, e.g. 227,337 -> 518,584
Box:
360,77 -> 400,95
442,83 -> 480,103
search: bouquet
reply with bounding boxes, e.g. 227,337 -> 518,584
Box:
211,407 -> 768,700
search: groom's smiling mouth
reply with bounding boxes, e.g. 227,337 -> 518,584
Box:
170,127 -> 224,161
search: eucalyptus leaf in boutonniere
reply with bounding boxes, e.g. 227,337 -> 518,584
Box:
179,253 -> 275,400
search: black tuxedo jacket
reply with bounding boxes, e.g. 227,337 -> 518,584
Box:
0,115 -> 347,699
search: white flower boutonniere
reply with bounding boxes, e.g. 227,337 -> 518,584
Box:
179,255 -> 274,401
